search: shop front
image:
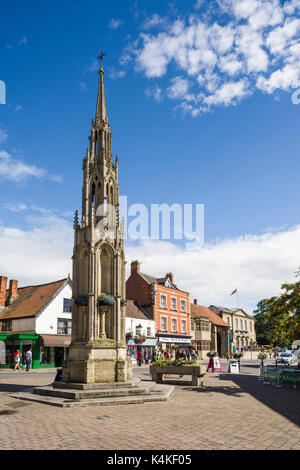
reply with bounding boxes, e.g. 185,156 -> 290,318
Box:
126,338 -> 157,363
156,333 -> 192,351
39,335 -> 71,367
0,333 -> 71,369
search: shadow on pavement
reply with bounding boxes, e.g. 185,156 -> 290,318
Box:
219,373 -> 300,427
0,383 -> 35,393
182,384 -> 245,397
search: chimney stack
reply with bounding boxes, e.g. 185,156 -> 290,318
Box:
8,279 -> 18,305
166,272 -> 174,284
194,299 -> 198,305
131,260 -> 140,274
0,276 -> 8,311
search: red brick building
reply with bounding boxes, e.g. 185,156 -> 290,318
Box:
126,261 -> 191,349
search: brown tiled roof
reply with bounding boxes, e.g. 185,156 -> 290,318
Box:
0,279 -> 68,320
126,300 -> 153,320
190,303 -> 229,327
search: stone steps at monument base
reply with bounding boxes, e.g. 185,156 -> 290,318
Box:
53,378 -> 140,390
10,384 -> 174,407
33,382 -> 155,399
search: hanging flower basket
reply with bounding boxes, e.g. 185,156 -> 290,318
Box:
207,351 -> 217,357
120,298 -> 126,307
75,296 -> 88,307
134,335 -> 146,344
97,294 -> 115,306
233,352 -> 243,359
258,353 -> 267,361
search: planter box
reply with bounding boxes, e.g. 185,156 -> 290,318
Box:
150,364 -> 206,386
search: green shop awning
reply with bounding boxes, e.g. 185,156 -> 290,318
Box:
0,333 -> 39,341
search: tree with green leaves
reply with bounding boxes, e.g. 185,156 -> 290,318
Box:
254,269 -> 300,346
254,299 -> 277,345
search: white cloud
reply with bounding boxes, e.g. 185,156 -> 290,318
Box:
109,18 -> 123,30
257,63 -> 300,92
1,202 -> 28,212
0,128 -> 8,144
167,77 -> 191,100
108,67 -> 126,80
17,36 -> 28,46
204,79 -> 249,106
124,0 -> 300,115
0,149 -> 63,183
78,81 -> 87,92
266,18 -> 300,55
88,58 -> 99,73
143,14 -> 166,30
0,214 -> 73,286
145,85 -> 163,102
125,225 -> 300,313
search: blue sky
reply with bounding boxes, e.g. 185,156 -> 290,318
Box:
0,0 -> 300,311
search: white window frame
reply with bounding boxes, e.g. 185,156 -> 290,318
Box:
171,318 -> 177,332
171,297 -> 177,311
180,299 -> 186,312
160,294 -> 167,309
181,319 -> 187,334
160,316 -> 167,332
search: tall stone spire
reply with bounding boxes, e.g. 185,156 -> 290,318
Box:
96,67 -> 107,123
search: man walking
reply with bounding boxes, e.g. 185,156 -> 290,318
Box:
25,348 -> 32,372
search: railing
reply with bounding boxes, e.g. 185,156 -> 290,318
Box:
261,365 -> 300,389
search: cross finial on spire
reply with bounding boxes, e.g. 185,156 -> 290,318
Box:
97,50 -> 106,69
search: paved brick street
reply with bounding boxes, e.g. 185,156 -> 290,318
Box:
0,363 -> 299,450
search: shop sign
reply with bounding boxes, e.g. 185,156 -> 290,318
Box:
159,337 -> 191,344
229,360 -> 239,374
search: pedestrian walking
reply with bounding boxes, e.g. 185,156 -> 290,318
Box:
144,349 -> 149,365
137,350 -> 143,367
14,349 -> 22,371
25,348 -> 32,372
152,350 -> 157,362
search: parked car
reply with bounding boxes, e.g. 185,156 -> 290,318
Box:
276,352 -> 297,365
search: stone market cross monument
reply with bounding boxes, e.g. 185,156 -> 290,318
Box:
62,57 -> 132,384
11,56 -> 174,406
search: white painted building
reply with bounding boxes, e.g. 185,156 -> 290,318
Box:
125,300 -> 156,363
0,276 -> 72,368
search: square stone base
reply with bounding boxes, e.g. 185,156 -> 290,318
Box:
62,340 -> 132,384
